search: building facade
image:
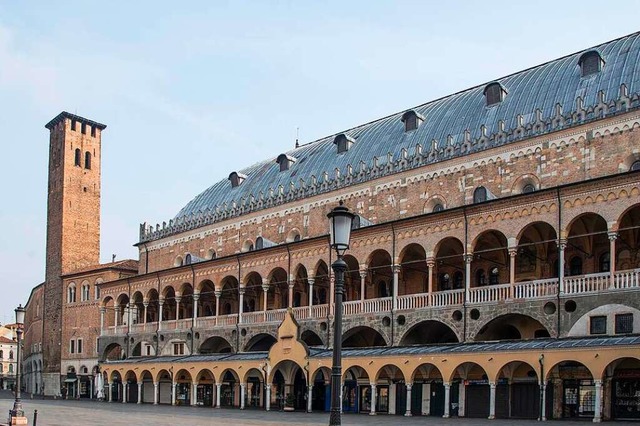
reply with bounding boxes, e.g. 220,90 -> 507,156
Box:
25,32 -> 640,420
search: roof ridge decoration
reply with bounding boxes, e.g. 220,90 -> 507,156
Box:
139,32 -> 640,243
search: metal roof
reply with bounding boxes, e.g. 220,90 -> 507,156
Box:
140,32 -> 640,242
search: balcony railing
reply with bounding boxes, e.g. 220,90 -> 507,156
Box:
109,269 -> 640,336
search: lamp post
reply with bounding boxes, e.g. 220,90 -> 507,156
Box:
327,201 -> 355,426
9,304 -> 27,425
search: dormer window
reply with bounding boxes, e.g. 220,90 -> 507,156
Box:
401,110 -> 425,132
255,236 -> 276,250
228,171 -> 247,188
579,50 -> 604,77
334,134 -> 355,154
484,82 -> 507,106
276,154 -> 297,172
473,186 -> 495,203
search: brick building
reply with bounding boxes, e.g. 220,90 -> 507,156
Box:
25,32 -> 640,420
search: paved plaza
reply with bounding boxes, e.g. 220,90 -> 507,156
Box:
0,392 -> 609,426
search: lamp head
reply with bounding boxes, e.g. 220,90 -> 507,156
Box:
15,304 -> 25,326
327,201 -> 355,257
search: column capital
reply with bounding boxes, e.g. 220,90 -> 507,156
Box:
508,247 -> 518,257
239,287 -> 246,296
406,383 -> 412,390
464,254 -> 473,264
158,298 -> 165,306
426,258 -> 436,268
608,231 -> 618,241
392,264 -> 401,273
558,238 -> 567,250
594,379 -> 603,386
143,301 -> 149,308
100,307 -> 106,313
193,293 -> 200,301
307,277 -> 315,285
489,381 -> 496,389
175,296 -> 182,303
214,290 -> 222,298
360,270 -> 368,279
261,284 -> 270,293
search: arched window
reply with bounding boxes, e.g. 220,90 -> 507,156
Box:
318,288 -> 327,304
522,183 -> 536,194
439,273 -> 450,291
476,269 -> 486,286
0,350 -> 3,358
453,271 -> 464,289
9,364 -> 13,373
599,252 -> 610,273
578,51 -> 604,77
631,161 -> 640,171
570,256 -> 583,276
223,303 -> 232,315
473,186 -> 487,203
377,280 -> 389,298
84,152 -> 91,170
432,203 -> 444,213
489,267 -> 500,285
74,149 -> 81,166
67,284 -> 76,303
207,249 -> 216,260
174,256 -> 184,267
9,350 -> 13,360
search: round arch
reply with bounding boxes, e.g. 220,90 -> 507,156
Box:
475,313 -> 549,341
400,320 -> 458,345
200,336 -> 234,354
244,333 -> 277,352
342,326 -> 387,348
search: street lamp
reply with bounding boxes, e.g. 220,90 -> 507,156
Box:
327,201 -> 355,426
9,304 -> 27,425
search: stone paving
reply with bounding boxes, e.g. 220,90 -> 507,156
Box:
0,394 -> 605,426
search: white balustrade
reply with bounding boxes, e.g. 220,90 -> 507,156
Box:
430,289 -> 464,307
363,297 -> 392,313
564,272 -> 609,294
614,268 -> 640,290
396,293 -> 430,311
217,314 -> 238,326
513,279 -> 558,299
265,308 -> 287,323
343,300 -> 362,316
468,284 -> 511,304
241,311 -> 265,324
194,317 -> 217,328
292,306 -> 309,320
311,304 -> 328,318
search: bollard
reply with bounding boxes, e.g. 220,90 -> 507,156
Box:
33,409 -> 38,426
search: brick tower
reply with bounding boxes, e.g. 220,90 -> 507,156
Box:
42,112 -> 105,394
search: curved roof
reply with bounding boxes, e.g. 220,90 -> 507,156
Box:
142,32 -> 640,242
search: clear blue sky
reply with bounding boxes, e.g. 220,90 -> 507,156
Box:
0,0 -> 638,322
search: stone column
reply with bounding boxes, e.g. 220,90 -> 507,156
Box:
594,379 -> 602,423
262,281 -> 269,322
488,382 -> 496,419
308,277 -> 315,316
540,382 -> 547,421
307,384 -> 313,413
122,383 -> 127,403
426,258 -> 435,299
114,307 -> 120,327
405,383 -> 412,416
608,232 -> 618,288
459,381 -> 466,417
509,248 -> 517,299
465,254 -> 472,303
360,270 -> 367,302
172,381 -> 177,406
193,293 -> 200,327
214,290 -> 222,326
370,383 -> 377,415
143,301 -> 149,324
392,264 -> 400,311
216,383 -> 221,408
137,383 -> 143,404
558,239 -> 567,294
238,287 -> 245,324
240,382 -> 246,409
108,382 -> 113,402
175,296 -> 182,321
158,299 -> 164,331
265,384 -> 271,411
153,382 -> 159,405
127,302 -> 132,330
443,382 -> 451,418
192,382 -> 198,406
288,274 -> 294,307
100,307 -> 105,335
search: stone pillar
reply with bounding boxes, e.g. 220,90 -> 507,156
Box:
426,258 -> 435,298
137,383 -> 143,404
360,270 -> 367,302
240,382 -> 246,409
288,274 -> 294,307
509,248 -> 517,299
172,382 -> 177,406
192,382 -> 198,406
307,385 -> 313,413
153,382 -> 158,405
608,232 -> 618,288
238,287 -> 245,324
262,281 -> 269,321
214,290 -> 222,326
100,307 -> 105,335
540,382 -> 547,421
193,293 -> 200,327
392,264 -> 400,311
370,383 -> 377,415
308,277 -> 315,316
143,301 -> 149,324
443,382 -> 451,418
108,382 -> 113,402
459,381 -> 466,417
558,239 -> 566,294
127,302 -> 132,330
465,254 -> 472,303
122,383 -> 127,403
405,383 -> 412,416
265,384 -> 271,411
158,299 -> 164,331
175,296 -> 182,321
594,379 -> 602,423
488,382 -> 496,419
114,307 -> 120,327
216,383 -> 221,408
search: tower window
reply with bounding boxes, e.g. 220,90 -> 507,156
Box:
276,154 -> 297,172
473,186 -> 487,203
484,82 -> 506,106
334,134 -> 355,154
74,149 -> 81,167
91,126 -> 96,137
84,152 -> 91,170
71,120 -> 77,131
578,50 -> 604,77
81,123 -> 86,134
